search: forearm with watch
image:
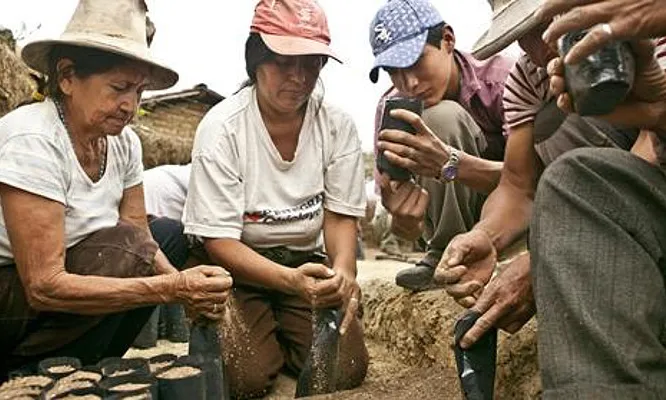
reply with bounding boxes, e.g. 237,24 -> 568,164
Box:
438,146 -> 503,194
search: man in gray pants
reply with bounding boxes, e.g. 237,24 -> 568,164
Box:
369,0 -> 511,291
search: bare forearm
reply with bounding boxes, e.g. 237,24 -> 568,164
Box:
29,272 -> 177,315
204,238 -> 295,293
456,152 -> 503,194
323,211 -> 358,276
475,185 -> 533,252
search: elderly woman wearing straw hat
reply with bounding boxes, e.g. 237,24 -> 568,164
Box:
183,0 -> 369,397
0,0 -> 232,380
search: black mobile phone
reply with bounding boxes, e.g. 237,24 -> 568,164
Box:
376,97 -> 424,181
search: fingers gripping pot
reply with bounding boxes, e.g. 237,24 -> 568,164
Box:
559,29 -> 636,116
376,98 -> 424,181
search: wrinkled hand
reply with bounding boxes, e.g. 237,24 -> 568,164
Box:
548,40 -> 666,132
459,252 -> 535,349
377,109 -> 453,178
378,173 -> 428,240
312,267 -> 361,336
538,0 -> 666,64
174,265 -> 233,321
290,262 -> 336,304
434,229 -> 497,308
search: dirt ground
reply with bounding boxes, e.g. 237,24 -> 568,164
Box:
125,249 -> 540,399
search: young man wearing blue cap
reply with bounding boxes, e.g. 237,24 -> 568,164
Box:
369,0 -> 514,291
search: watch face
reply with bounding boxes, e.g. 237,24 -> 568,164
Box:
443,165 -> 457,181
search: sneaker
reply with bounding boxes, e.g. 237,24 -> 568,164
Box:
394,252 -> 441,292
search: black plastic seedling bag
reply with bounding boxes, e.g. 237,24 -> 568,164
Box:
559,30 -> 635,116
157,358 -> 206,400
188,320 -> 229,400
295,307 -> 343,398
99,374 -> 157,399
453,311 -> 497,400
37,357 -> 82,380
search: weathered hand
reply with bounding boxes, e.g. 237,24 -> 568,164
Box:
378,173 -> 428,240
377,109 -> 453,179
538,0 -> 666,64
175,265 -> 233,321
313,267 -> 361,336
434,229 -> 497,308
548,40 -> 666,132
459,253 -> 536,349
290,262 -> 336,304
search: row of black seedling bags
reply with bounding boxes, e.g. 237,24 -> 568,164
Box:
0,353 -> 207,400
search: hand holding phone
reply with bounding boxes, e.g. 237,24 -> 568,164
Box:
376,97 -> 424,181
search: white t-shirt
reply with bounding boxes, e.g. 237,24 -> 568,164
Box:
143,164 -> 191,220
0,100 -> 144,266
183,86 -> 366,251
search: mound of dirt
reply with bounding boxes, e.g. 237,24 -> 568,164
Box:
0,31 -> 35,117
362,280 -> 541,399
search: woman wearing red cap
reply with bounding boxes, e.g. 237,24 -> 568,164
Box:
183,0 -> 369,397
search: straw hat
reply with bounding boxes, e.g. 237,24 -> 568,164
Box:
472,0 -> 544,60
20,0 -> 178,90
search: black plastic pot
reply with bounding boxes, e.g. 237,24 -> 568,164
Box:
163,304 -> 190,343
99,374 -> 157,399
148,354 -> 178,375
453,310 -> 498,400
559,30 -> 635,116
156,361 -> 205,400
295,308 -> 343,398
37,357 -> 82,380
100,358 -> 150,379
50,384 -> 104,399
188,321 -> 229,400
133,307 -> 160,349
40,377 -> 98,399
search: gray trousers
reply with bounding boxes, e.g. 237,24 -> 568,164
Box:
421,101 -> 630,264
531,148 -> 666,399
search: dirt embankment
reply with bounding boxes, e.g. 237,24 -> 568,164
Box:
362,279 -> 541,399
0,30 -> 35,117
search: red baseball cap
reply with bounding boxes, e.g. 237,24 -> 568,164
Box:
250,0 -> 341,63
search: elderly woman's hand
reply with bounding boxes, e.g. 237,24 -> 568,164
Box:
377,109 -> 453,179
174,265 -> 233,321
538,0 -> 666,64
548,40 -> 666,133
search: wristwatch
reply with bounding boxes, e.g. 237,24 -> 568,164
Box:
439,148 -> 461,183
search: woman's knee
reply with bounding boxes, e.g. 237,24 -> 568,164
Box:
65,222 -> 158,278
225,341 -> 284,398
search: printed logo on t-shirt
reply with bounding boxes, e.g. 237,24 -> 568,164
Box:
243,193 -> 324,224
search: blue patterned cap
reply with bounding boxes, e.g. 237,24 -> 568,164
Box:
368,0 -> 444,83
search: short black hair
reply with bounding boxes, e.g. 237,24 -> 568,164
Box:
46,45 -> 133,99
244,32 -> 329,84
425,22 -> 450,49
